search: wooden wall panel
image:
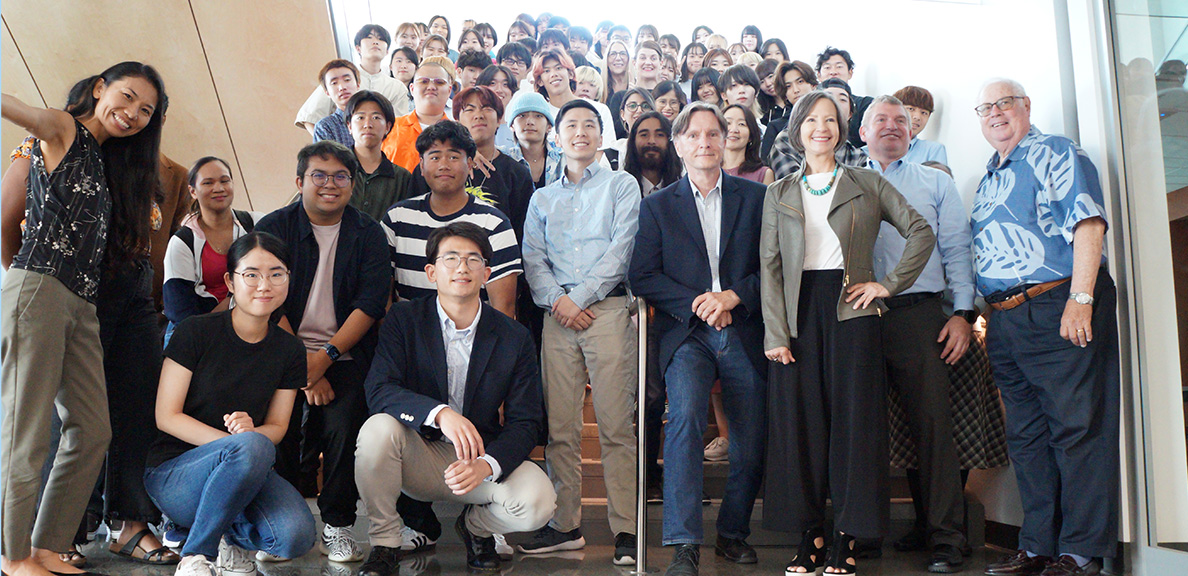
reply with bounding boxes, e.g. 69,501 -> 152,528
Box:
1,16 -> 47,173
189,0 -> 337,211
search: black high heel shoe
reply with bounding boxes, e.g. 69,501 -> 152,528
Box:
825,531 -> 857,575
785,527 -> 825,575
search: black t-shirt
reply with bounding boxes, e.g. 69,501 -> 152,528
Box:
146,310 -> 306,468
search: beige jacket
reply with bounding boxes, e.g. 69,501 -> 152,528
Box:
760,166 -> 935,349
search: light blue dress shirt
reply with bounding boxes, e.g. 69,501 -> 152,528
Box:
869,159 -> 975,311
522,161 -> 641,310
901,137 -> 948,166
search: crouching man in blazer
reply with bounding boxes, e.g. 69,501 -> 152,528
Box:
355,222 -> 556,575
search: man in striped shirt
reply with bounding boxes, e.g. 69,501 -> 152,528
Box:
381,120 -> 521,318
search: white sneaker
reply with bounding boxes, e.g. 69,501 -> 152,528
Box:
493,533 -> 513,561
175,555 -> 219,576
255,550 -> 287,562
703,436 -> 729,461
217,538 -> 257,576
397,526 -> 437,553
320,524 -> 364,563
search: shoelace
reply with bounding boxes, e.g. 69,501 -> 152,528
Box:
325,527 -> 356,552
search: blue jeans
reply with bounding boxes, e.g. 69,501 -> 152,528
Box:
144,432 -> 316,559
662,324 -> 766,545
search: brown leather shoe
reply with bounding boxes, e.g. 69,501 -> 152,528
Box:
1038,556 -> 1101,576
986,550 -> 1051,575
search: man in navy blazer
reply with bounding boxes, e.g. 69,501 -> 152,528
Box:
356,222 -> 555,575
628,103 -> 768,576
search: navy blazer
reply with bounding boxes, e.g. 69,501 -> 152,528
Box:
363,297 -> 543,482
629,173 -> 767,375
255,203 -> 391,366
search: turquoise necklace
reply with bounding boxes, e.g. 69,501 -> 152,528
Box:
802,166 -> 839,196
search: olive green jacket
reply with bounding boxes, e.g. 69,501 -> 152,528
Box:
760,166 -> 935,349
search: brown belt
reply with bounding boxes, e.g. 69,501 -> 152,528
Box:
987,278 -> 1070,311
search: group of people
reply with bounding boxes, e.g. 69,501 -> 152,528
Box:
0,11 -> 1120,576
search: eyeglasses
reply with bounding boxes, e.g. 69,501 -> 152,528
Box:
503,58 -> 526,67
608,51 -> 630,59
624,102 -> 653,112
306,171 -> 352,188
414,77 -> 451,88
436,253 -> 487,270
974,96 -> 1026,117
234,270 -> 290,287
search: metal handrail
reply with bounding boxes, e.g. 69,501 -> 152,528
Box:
634,296 -> 650,574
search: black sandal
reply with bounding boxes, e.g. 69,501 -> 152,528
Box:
785,528 -> 825,575
109,528 -> 180,565
825,531 -> 857,574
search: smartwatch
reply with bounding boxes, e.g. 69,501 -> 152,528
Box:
322,343 -> 342,362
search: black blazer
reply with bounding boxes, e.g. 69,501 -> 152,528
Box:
628,173 -> 767,376
363,297 -> 543,481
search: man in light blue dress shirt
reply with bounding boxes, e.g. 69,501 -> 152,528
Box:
863,95 -> 974,574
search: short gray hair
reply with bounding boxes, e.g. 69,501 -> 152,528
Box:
671,101 -> 727,139
786,90 -> 848,156
979,77 -> 1027,99
861,94 -> 910,129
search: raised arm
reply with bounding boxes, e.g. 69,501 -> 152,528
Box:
1,94 -> 73,150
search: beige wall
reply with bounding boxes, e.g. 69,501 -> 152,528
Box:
1,0 -> 335,211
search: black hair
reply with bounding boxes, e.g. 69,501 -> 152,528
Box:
761,38 -> 789,62
816,45 -> 855,72
66,62 -> 168,266
636,24 -> 659,43
389,46 -> 420,77
549,16 -> 570,29
718,64 -> 761,96
477,65 -> 519,97
569,51 -> 591,69
185,156 -> 233,214
226,232 -> 292,285
296,140 -> 358,179
652,81 -> 688,108
691,67 -> 722,104
623,111 -> 682,189
354,24 -> 391,48
344,90 -> 396,138
740,25 -> 763,48
691,25 -> 713,44
556,98 -> 604,132
518,37 -> 538,55
426,221 -> 493,264
498,42 -> 531,66
428,15 -> 451,42
474,22 -> 497,47
659,34 -> 681,53
415,120 -> 478,158
456,49 -> 491,72
680,42 -> 707,82
722,104 -> 764,173
538,29 -> 570,51
457,28 -> 484,52
818,77 -> 856,115
608,24 -> 630,40
569,26 -> 593,46
619,86 -> 657,116
756,58 -> 780,114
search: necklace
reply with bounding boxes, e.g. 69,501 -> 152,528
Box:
802,166 -> 838,196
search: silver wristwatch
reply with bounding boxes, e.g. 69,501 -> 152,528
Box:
1069,292 -> 1094,305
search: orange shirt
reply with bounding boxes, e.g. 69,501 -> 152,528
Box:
382,111 -> 448,173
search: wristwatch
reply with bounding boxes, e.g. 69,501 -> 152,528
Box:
954,309 -> 979,324
1068,292 -> 1095,306
322,343 -> 342,362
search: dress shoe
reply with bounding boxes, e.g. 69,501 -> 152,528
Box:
1039,556 -> 1101,576
894,524 -> 928,552
714,535 -> 757,564
927,544 -> 965,573
986,550 -> 1052,575
358,545 -> 403,576
853,537 -> 883,559
454,506 -> 500,572
664,544 -> 699,576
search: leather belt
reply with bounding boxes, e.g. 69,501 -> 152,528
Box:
883,291 -> 942,310
605,285 -> 628,298
986,278 -> 1070,311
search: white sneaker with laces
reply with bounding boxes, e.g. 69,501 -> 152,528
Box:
397,526 -> 437,552
493,533 -> 513,560
703,436 -> 729,461
321,524 -> 364,563
217,538 -> 257,576
175,555 -> 219,576
255,550 -> 287,562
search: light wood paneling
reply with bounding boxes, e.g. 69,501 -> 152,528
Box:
1,16 -> 47,173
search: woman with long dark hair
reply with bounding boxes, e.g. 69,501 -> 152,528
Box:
2,61 -> 167,576
722,104 -> 774,185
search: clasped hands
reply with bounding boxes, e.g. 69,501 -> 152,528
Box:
693,289 -> 740,330
553,294 -> 596,330
435,408 -> 493,495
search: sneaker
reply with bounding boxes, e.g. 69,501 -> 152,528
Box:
217,537 -> 257,576
703,436 -> 729,461
492,533 -> 513,561
516,526 -> 586,554
397,526 -> 436,553
162,520 -> 189,549
255,551 -> 287,562
320,524 -> 364,563
175,555 -> 219,576
613,533 -> 637,566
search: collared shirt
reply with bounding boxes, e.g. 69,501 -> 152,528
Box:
349,153 -> 414,221
869,159 -> 975,311
294,68 -> 412,128
313,108 -> 354,147
382,111 -> 449,172
501,140 -> 564,189
640,175 -> 660,197
691,173 -> 723,292
770,128 -> 868,180
522,161 -> 641,310
426,299 -> 500,479
971,126 -> 1108,296
901,137 -> 949,166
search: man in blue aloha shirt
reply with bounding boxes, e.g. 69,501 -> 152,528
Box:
972,79 -> 1119,576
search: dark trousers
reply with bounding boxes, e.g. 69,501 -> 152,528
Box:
763,270 -> 888,539
277,359 -> 368,527
985,269 -> 1119,558
644,317 -> 665,484
882,296 -> 966,549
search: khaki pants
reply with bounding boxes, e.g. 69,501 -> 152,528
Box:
355,413 -> 556,546
541,296 -> 637,535
1,269 -> 111,558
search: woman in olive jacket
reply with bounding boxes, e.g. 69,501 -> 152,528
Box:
759,90 -> 934,576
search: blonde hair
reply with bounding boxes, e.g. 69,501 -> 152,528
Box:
600,40 -> 635,97
419,55 -> 457,85
705,34 -> 728,51
736,52 -> 763,69
575,66 -> 606,102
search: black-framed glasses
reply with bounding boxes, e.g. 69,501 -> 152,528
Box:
624,102 -> 653,113
234,270 -> 290,287
306,171 -> 352,188
974,96 -> 1026,117
436,253 -> 487,270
